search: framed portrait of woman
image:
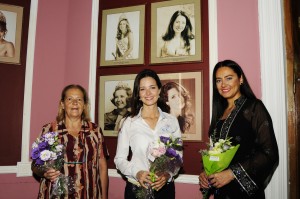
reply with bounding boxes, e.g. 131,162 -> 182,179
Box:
150,0 -> 201,64
99,74 -> 136,136
158,71 -> 203,141
0,3 -> 23,65
99,5 -> 145,67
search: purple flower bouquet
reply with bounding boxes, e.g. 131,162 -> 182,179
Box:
135,136 -> 183,199
31,132 -> 75,197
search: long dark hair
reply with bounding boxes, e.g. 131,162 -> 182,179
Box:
209,60 -> 257,134
129,69 -> 163,117
162,10 -> 194,48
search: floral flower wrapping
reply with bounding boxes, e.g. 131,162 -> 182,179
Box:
199,137 -> 240,199
31,131 -> 75,197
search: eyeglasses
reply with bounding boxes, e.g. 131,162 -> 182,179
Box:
64,153 -> 86,165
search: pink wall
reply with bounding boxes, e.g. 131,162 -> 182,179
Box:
0,1 -> 261,198
217,0 -> 261,97
30,0 -> 70,145
64,1 -> 92,87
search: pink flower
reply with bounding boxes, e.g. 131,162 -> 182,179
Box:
151,144 -> 166,158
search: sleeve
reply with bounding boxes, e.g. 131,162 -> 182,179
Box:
229,100 -> 279,196
114,118 -> 143,180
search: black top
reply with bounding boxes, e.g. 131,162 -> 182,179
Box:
210,96 -> 279,199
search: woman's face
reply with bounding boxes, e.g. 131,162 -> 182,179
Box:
61,88 -> 85,120
216,66 -> 243,101
139,77 -> 160,107
119,20 -> 127,33
173,15 -> 186,34
114,89 -> 128,109
166,88 -> 185,112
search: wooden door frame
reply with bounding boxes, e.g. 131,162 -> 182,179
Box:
284,0 -> 299,198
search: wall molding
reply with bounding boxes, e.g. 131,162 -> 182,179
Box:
88,0 -> 99,122
258,0 -> 288,199
0,0 -> 39,176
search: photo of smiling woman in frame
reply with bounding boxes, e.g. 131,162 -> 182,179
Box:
158,71 -> 203,141
99,74 -> 136,136
100,5 -> 145,66
150,0 -> 201,64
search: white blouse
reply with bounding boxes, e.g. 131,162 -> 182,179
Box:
114,108 -> 182,184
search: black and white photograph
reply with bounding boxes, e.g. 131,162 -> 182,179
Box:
150,0 -> 201,64
0,3 -> 23,64
159,71 -> 202,141
100,5 -> 145,66
99,74 -> 136,136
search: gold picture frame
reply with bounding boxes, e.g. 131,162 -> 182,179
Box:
159,71 -> 203,141
99,5 -> 145,66
150,0 -> 201,64
0,3 -> 23,64
99,74 -> 136,136
98,71 -> 203,141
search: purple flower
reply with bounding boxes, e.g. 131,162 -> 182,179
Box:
160,136 -> 171,144
38,141 -> 48,151
166,147 -> 177,157
31,148 -> 40,160
35,158 -> 44,165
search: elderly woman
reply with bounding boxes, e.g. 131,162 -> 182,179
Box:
31,84 -> 108,199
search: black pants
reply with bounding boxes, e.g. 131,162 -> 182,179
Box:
125,180 -> 175,199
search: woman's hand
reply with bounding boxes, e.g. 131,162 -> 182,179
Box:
199,171 -> 210,189
43,168 -> 61,182
151,172 -> 170,191
136,170 -> 152,189
208,169 -> 235,189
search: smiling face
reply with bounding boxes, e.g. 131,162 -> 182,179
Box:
139,77 -> 160,107
114,89 -> 128,109
215,66 -> 243,102
166,88 -> 185,115
173,15 -> 186,34
119,20 -> 128,34
61,88 -> 85,120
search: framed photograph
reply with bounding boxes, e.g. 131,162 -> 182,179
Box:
98,71 -> 203,141
99,5 -> 145,67
0,3 -> 23,64
159,71 -> 202,141
99,74 -> 136,136
150,0 -> 201,64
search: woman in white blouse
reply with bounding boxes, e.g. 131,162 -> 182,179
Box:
114,69 -> 182,199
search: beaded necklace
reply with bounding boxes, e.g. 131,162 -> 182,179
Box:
211,96 -> 247,143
